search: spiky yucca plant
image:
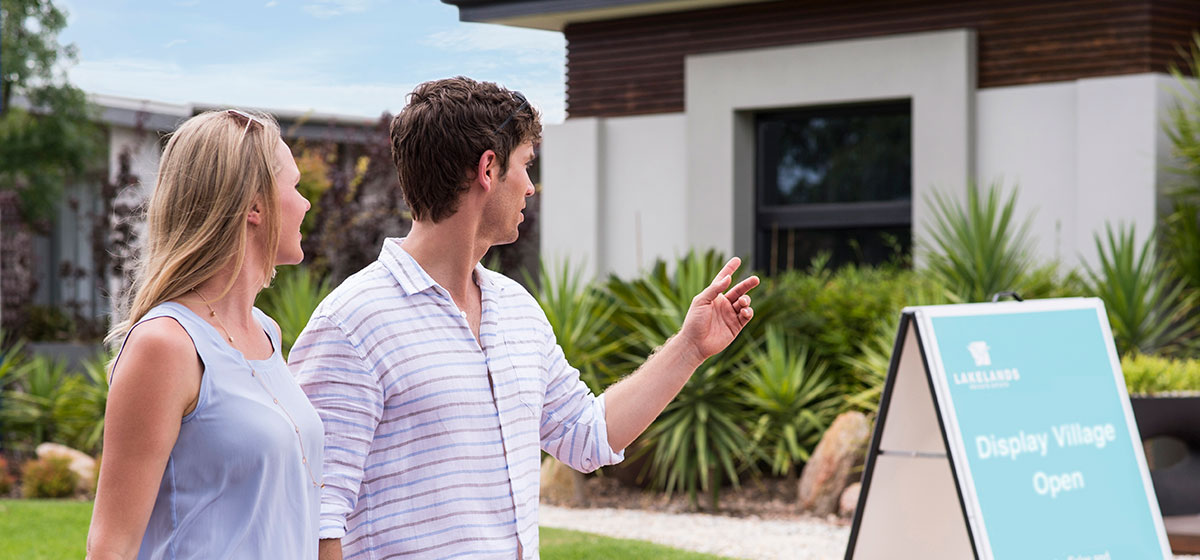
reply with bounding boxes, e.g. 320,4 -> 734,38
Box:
739,326 -> 839,477
1162,33 -> 1200,294
1084,224 -> 1197,356
922,183 -> 1035,303
527,260 -> 624,394
606,250 -> 766,509
841,320 -> 897,413
256,266 -> 333,358
55,353 -> 111,455
0,355 -> 70,452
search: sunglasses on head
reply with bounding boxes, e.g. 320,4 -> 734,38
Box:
225,109 -> 265,143
492,91 -> 529,136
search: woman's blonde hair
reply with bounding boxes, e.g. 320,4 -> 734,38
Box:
106,109 -> 283,348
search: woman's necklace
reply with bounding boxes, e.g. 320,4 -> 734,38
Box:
191,287 -> 323,489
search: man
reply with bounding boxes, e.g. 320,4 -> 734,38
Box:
290,76 -> 759,560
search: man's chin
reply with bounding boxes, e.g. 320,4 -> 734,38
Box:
490,232 -> 521,247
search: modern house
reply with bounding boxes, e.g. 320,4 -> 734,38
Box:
445,0 -> 1200,277
19,94 -> 379,337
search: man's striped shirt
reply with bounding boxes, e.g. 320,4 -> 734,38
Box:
289,239 -> 624,559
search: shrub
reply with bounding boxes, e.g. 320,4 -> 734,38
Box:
0,355 -> 71,452
841,319 -> 899,413
21,456 -> 78,498
638,347 -> 755,510
0,456 -> 14,495
921,182 -> 1036,303
528,260 -> 624,393
0,334 -> 27,388
796,265 -> 944,381
606,250 -> 763,508
256,266 -> 333,358
55,353 -> 111,455
739,326 -> 840,477
1083,224 -> 1197,356
1162,35 -> 1200,296
1122,353 -> 1200,396
20,305 -> 75,342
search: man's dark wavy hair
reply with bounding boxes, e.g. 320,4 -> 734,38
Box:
389,76 -> 541,223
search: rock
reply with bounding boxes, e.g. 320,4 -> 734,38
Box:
36,443 -> 95,492
838,482 -> 862,518
540,456 -> 586,506
797,411 -> 871,516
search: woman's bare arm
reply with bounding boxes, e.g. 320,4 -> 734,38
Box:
86,318 -> 203,560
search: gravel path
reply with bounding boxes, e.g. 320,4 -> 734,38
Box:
540,505 -> 848,560
540,505 -> 1199,560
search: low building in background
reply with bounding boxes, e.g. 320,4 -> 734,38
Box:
18,94 -> 380,343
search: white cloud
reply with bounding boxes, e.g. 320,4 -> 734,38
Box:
163,39 -> 187,49
69,50 -> 568,124
420,24 -> 567,122
302,0 -> 371,18
69,57 -> 412,118
424,23 -> 565,56
265,0 -> 279,6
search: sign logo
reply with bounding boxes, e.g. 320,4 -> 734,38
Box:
968,341 -> 992,367
953,340 -> 1019,390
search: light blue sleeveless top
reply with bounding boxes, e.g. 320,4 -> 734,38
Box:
114,302 -> 323,560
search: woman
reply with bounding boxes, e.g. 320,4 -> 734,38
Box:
86,109 -> 321,559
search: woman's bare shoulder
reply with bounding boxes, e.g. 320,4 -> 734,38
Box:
111,316 -> 203,397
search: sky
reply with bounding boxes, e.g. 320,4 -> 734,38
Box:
56,0 -> 569,123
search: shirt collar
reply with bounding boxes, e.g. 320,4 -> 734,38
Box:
379,238 -> 501,297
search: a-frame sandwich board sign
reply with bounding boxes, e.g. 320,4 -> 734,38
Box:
845,298 -> 1170,559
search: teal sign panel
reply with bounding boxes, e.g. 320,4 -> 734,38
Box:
921,301 -> 1167,559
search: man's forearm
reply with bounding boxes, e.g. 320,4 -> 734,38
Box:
602,335 -> 705,451
319,538 -> 343,560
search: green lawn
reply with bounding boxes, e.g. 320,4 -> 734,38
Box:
0,499 -> 91,559
540,527 -> 732,559
0,500 -> 732,559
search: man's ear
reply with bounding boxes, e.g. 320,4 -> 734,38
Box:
247,199 -> 263,226
476,149 -> 497,192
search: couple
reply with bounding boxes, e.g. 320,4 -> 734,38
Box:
85,77 -> 759,560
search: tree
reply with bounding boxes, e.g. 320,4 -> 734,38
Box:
0,0 -> 101,227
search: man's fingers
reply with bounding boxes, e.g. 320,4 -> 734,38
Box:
697,257 -> 747,304
697,258 -> 740,301
697,273 -> 732,304
716,257 -> 741,282
725,276 -> 760,302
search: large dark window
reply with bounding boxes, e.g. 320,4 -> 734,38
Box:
755,101 -> 912,273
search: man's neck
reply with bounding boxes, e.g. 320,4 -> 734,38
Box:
402,219 -> 491,302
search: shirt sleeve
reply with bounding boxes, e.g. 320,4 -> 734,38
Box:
538,335 -> 625,473
288,314 -> 383,540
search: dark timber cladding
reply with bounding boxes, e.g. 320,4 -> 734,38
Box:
565,0 -> 1200,118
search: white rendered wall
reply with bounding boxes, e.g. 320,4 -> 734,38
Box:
541,114 -> 687,279
599,114 -> 687,277
977,73 -> 1180,269
976,82 -> 1078,265
542,118 -> 603,278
